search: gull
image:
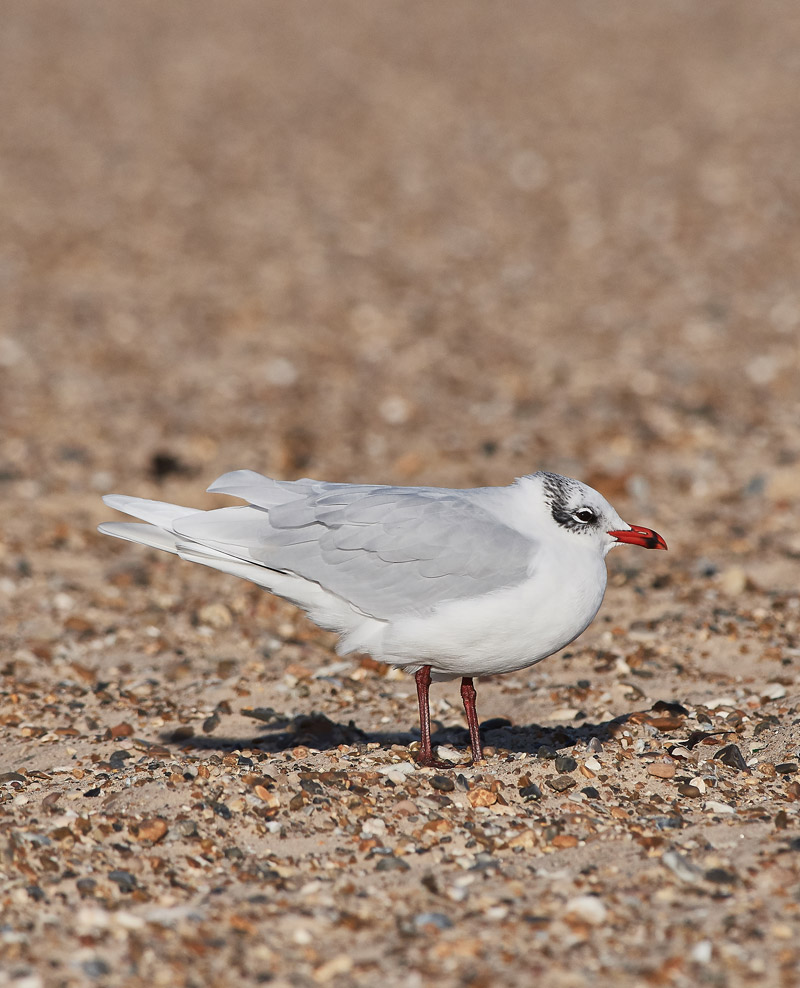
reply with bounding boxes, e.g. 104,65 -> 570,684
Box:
99,469 -> 666,767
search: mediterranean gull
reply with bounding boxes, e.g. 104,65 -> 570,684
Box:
99,469 -> 666,767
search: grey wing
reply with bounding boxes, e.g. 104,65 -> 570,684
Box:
175,472 -> 534,618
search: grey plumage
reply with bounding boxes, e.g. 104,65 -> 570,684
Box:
163,470 -> 535,618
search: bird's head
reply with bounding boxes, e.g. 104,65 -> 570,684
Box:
534,472 -> 667,556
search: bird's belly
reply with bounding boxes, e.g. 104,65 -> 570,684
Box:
383,563 -> 608,678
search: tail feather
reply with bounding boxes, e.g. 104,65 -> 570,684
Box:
98,488 -> 388,653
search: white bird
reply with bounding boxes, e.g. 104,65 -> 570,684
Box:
99,469 -> 666,767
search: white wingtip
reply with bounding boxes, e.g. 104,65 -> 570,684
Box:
101,495 -> 201,530
98,521 -> 180,554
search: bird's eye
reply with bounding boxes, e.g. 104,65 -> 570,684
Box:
573,508 -> 597,524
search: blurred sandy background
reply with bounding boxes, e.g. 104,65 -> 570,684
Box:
2,3 -> 800,987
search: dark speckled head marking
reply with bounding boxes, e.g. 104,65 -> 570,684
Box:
539,471 -> 600,534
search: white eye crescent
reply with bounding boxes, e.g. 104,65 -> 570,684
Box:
573,508 -> 597,524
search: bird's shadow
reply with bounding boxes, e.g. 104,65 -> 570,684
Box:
158,710 -> 632,758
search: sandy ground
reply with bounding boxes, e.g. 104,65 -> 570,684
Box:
2,2 -> 800,986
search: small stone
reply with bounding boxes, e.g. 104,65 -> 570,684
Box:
519,784 -> 542,801
704,800 -> 735,815
719,566 -> 748,595
554,755 -> 578,773
565,895 -> 607,925
434,746 -> 463,764
0,771 -> 26,784
714,744 -> 749,771
391,799 -> 418,816
678,784 -> 702,798
108,870 -> 137,893
414,912 -> 453,931
133,818 -> 168,843
704,867 -> 738,884
361,817 -> 387,837
467,788 -> 497,807
174,819 -> 198,838
375,855 -> 410,872
776,763 -> 798,775
647,761 -> 676,779
82,959 -> 110,979
254,785 -> 280,808
547,775 -> 576,793
197,602 -> 233,629
552,834 -> 579,849
691,941 -> 713,964
108,750 -> 132,770
170,726 -> 194,742
661,850 -> 703,883
312,954 -> 353,984
581,786 -> 600,799
210,801 -> 232,819
536,745 -> 557,760
430,775 -> 455,792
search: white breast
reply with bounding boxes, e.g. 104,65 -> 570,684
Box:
372,543 -> 609,679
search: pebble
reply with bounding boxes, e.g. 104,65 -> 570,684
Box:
434,746 -> 463,764
430,775 -> 455,792
647,761 -> 676,779
467,788 -> 497,807
381,762 -> 416,784
361,817 -> 387,837
312,954 -> 353,984
547,775 -> 576,793
691,941 -> 713,964
132,818 -> 168,843
714,744 -> 749,771
197,602 -> 233,629
704,867 -> 738,885
704,800 -> 736,815
662,850 -> 704,883
108,871 -> 137,893
718,566 -> 748,595
565,895 -> 607,925
376,855 -> 410,872
554,754 -> 578,773
414,912 -> 453,931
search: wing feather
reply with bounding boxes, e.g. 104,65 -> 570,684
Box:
172,473 -> 534,618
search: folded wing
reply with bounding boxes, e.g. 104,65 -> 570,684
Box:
167,471 -> 535,618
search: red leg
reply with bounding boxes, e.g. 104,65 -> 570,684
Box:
414,666 -> 449,768
460,677 -> 484,763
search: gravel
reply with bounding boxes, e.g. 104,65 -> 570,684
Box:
2,3 -> 800,987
